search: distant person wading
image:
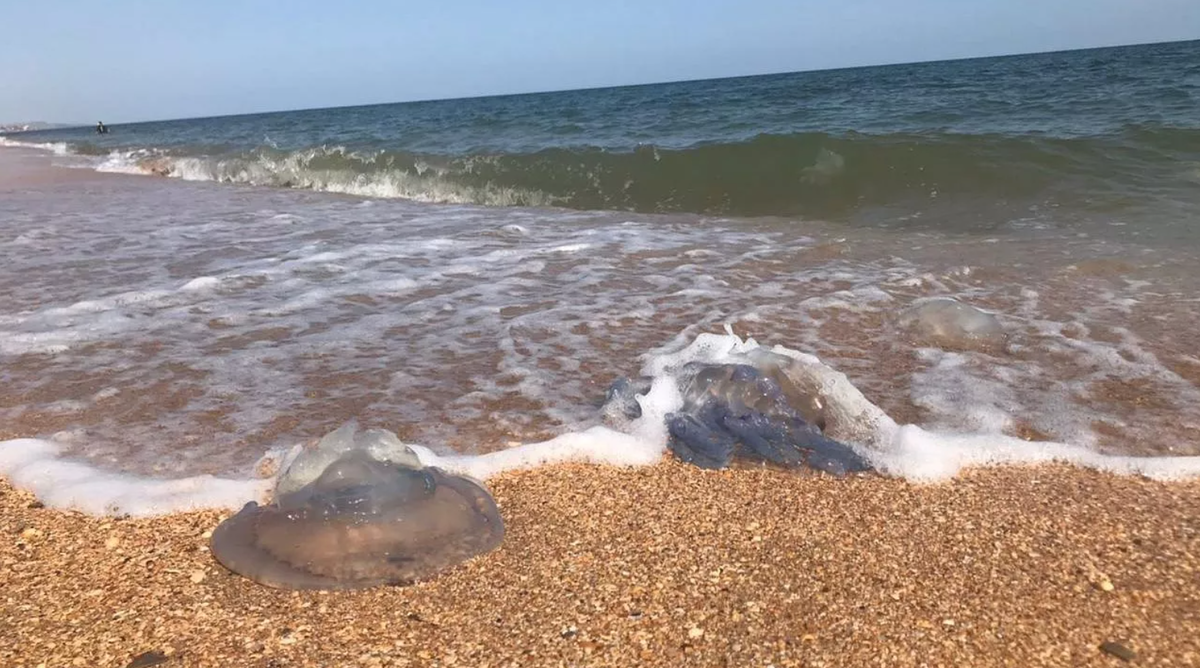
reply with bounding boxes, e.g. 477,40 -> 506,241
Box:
95,121 -> 108,134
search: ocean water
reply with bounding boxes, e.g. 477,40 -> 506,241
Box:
2,40 -> 1200,515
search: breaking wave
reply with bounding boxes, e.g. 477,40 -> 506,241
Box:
7,126 -> 1200,218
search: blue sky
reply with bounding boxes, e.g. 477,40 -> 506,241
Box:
4,0 -> 1198,123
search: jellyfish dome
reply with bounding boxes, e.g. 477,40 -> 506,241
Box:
897,298 -> 1006,351
211,424 -> 504,590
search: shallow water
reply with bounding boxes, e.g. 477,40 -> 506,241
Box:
2,146 -> 1200,496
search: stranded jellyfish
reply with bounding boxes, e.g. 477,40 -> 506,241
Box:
211,423 -> 504,590
605,355 -> 872,476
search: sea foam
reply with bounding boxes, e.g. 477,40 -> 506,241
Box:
2,330 -> 1198,517
0,138 -> 72,156
0,438 -> 271,516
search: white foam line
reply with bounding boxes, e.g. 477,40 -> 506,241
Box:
877,425 -> 1200,482
413,427 -> 663,481
0,439 -> 271,517
0,138 -> 72,155
414,372 -> 682,480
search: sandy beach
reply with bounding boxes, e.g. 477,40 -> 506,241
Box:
3,462 -> 1197,667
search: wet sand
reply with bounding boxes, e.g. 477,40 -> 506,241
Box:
2,462 -> 1198,667
0,146 -> 125,191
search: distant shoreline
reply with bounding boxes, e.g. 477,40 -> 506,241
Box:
0,123 -> 80,134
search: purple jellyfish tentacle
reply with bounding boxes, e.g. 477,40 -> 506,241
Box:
667,412 -> 737,469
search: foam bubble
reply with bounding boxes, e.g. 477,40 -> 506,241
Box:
95,151 -> 157,175
461,331 -> 1200,484
180,276 -> 221,292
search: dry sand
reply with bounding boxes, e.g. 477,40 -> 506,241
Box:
2,462 -> 1197,667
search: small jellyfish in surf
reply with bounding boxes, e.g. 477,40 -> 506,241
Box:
601,376 -> 653,421
897,298 -> 1006,351
210,423 -> 504,590
604,359 -> 872,476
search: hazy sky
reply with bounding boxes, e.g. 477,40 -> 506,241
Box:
5,0 -> 1198,123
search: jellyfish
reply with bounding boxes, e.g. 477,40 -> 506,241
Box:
897,298 -> 1006,351
666,362 -> 871,476
602,376 -> 653,421
603,358 -> 872,476
210,424 -> 504,590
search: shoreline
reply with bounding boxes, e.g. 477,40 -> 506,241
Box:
3,461 -> 1198,667
0,145 -> 136,191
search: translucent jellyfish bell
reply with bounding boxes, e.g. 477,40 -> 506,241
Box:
666,361 -> 870,475
210,425 -> 504,590
275,420 -> 423,497
897,298 -> 1006,351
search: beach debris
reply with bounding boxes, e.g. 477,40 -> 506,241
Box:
605,352 -> 872,476
1099,640 -> 1137,662
210,423 -> 504,590
897,298 -> 1006,351
124,650 -> 169,668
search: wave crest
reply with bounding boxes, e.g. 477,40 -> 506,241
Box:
11,127 -> 1200,218
97,146 -> 555,208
